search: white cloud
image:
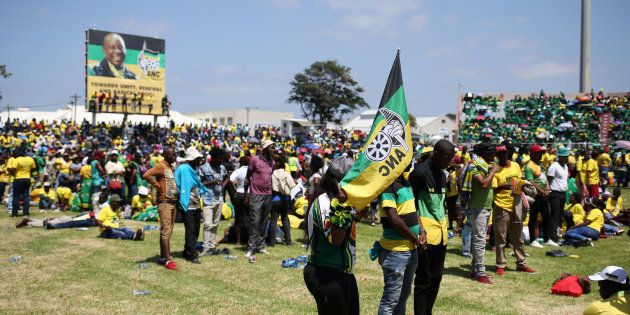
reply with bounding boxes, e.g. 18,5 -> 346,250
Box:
479,19 -> 497,28
425,46 -> 457,57
407,14 -> 428,32
211,65 -> 239,75
510,62 -> 577,79
497,39 -> 528,50
327,0 -> 420,16
267,0 -> 299,9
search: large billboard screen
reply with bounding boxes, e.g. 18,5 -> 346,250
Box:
86,29 -> 166,115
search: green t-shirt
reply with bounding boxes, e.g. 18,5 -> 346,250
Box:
523,160 -> 547,189
468,157 -> 494,209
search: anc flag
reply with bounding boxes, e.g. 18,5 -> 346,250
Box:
340,50 -> 412,210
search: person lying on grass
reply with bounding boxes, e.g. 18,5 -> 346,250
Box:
95,194 -> 143,241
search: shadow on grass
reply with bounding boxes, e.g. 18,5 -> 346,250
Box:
444,265 -> 472,278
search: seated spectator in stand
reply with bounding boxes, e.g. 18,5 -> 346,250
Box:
563,197 -> 604,246
95,194 -> 143,240
584,266 -> 630,315
130,186 -> 154,219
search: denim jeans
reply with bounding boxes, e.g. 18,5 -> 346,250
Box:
470,208 -> 491,276
378,249 -> 418,315
564,226 -> 599,241
461,209 -> 472,256
48,218 -> 96,229
202,201 -> 223,251
101,227 -> 135,240
12,178 -> 31,217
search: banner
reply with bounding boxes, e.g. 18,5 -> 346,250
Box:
86,29 -> 167,115
340,51 -> 413,210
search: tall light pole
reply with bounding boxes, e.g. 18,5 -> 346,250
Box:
579,0 -> 591,93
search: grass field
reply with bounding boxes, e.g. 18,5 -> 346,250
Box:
1,190 -> 629,314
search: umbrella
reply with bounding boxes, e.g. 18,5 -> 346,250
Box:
615,140 -> 630,150
304,143 -> 320,150
475,115 -> 485,121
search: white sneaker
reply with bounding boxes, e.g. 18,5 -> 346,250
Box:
545,240 -> 560,247
244,251 -> 254,258
530,240 -> 544,248
258,249 -> 270,255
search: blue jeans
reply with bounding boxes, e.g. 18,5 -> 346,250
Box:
564,226 -> 599,241
461,209 -> 473,256
470,208 -> 491,276
378,249 -> 418,315
101,227 -> 135,240
603,224 -> 618,235
48,218 -> 96,229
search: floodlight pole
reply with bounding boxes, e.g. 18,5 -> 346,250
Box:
579,0 -> 591,93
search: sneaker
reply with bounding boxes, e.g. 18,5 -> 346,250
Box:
544,240 -> 560,247
133,229 -> 144,241
248,255 -> 257,263
187,257 -> 201,264
371,222 -> 376,226
530,240 -> 544,248
244,251 -> 254,258
474,275 -> 493,284
516,265 -> 537,273
615,229 -> 625,236
496,268 -> 505,276
165,260 -> 178,270
15,218 -> 29,228
258,249 -> 270,255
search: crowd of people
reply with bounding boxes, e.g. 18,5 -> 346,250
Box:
458,90 -> 630,146
2,115 -> 629,314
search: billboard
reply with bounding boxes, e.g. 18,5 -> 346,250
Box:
85,29 -> 167,115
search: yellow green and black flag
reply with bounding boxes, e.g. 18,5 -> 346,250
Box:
340,50 -> 413,210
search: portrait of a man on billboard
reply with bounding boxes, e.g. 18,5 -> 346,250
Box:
91,33 -> 137,79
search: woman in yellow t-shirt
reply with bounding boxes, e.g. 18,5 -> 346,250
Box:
563,193 -> 585,228
564,197 -> 604,244
604,188 -> 624,218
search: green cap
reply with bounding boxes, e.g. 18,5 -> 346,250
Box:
557,148 -> 570,157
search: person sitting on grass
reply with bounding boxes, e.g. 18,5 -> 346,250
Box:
563,193 -> 585,229
130,186 -> 154,219
584,266 -> 630,315
604,188 -> 623,221
563,197 -> 603,246
56,181 -> 74,212
95,194 -> 143,241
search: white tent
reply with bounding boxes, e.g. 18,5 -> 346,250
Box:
2,105 -> 206,127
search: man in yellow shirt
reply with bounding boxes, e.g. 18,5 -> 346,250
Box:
96,194 -> 143,240
584,266 -> 630,315
131,186 -> 153,218
8,148 -> 37,218
585,151 -> 600,198
491,143 -> 535,276
37,182 -> 57,210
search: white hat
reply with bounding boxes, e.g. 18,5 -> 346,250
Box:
110,149 -> 119,156
138,186 -> 149,195
589,266 -> 628,284
261,139 -> 275,150
184,147 -> 203,162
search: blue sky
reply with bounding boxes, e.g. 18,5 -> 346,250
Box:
1,0 -> 629,119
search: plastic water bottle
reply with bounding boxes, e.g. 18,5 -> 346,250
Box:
224,255 -> 237,260
143,225 -> 159,231
77,227 -> 89,231
297,255 -> 308,263
138,262 -> 149,269
9,255 -> 22,263
132,290 -> 151,296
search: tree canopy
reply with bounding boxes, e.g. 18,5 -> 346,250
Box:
288,60 -> 368,125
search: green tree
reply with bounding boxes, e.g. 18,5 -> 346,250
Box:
288,60 -> 368,125
0,65 -> 11,104
409,113 -> 417,128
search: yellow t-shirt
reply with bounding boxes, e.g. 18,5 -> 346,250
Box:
586,208 -> 604,232
597,153 -> 612,167
131,195 -> 153,215
577,157 -> 586,183
6,157 -> 15,183
605,197 -> 624,217
55,158 -> 70,175
585,159 -> 599,185
0,163 -> 9,183
12,156 -> 36,179
568,155 -> 576,166
565,203 -> 585,224
492,161 -> 523,211
583,290 -> 630,315
30,188 -> 45,203
96,204 -> 120,232
56,187 -> 73,202
541,153 -> 556,170
80,165 -> 92,180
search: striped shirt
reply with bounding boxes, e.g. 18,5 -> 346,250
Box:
410,158 -> 448,246
379,178 -> 419,251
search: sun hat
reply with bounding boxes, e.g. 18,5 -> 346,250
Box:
184,147 -> 203,162
588,266 -> 628,284
328,156 -> 354,179
261,139 -> 275,150
138,186 -> 149,196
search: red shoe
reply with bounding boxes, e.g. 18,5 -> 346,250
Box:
496,268 -> 505,276
165,260 -> 178,270
474,275 -> 493,284
599,234 -> 607,239
516,265 -> 536,273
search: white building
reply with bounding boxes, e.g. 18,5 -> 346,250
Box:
342,109 -> 377,131
414,114 -> 457,143
186,108 -> 293,127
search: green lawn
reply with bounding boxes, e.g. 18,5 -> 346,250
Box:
1,190 -> 628,314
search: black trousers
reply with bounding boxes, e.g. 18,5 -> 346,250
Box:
528,195 -> 552,242
233,192 -> 247,228
414,243 -> 446,315
269,197 -> 291,245
182,209 -> 201,260
12,178 -> 31,217
548,191 -> 566,242
303,264 -> 359,315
